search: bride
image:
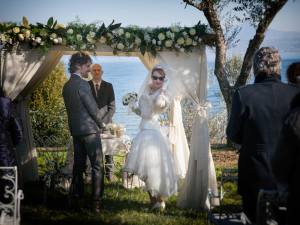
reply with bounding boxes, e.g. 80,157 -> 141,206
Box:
121,65 -> 182,212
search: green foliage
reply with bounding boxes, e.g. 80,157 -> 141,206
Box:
28,61 -> 70,141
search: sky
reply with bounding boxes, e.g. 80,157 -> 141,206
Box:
0,0 -> 300,32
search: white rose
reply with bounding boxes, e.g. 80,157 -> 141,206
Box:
54,24 -> 60,30
117,43 -> 124,50
152,39 -> 156,45
35,37 -> 42,44
40,29 -> 47,37
22,29 -> 30,37
8,38 -> 12,44
18,34 -> 24,41
58,37 -> 62,43
183,31 -> 187,36
175,44 -> 178,48
171,26 -> 179,33
180,48 -> 185,52
186,38 -> 192,45
198,37 -> 202,42
190,28 -> 196,35
107,33 -> 113,40
135,38 -> 141,45
89,31 -> 96,38
13,27 -> 20,34
59,23 -> 66,29
50,33 -> 57,39
86,34 -> 93,42
99,36 -> 107,44
170,33 -> 175,39
166,31 -> 171,38
205,28 -> 215,34
132,25 -> 137,31
146,26 -> 152,33
125,32 -> 131,39
157,40 -> 161,45
53,38 -> 58,44
192,41 -> 197,46
67,29 -> 73,34
177,37 -> 185,45
158,33 -> 165,41
118,29 -> 124,36
0,35 -> 5,41
165,40 -> 172,47
76,34 -> 83,41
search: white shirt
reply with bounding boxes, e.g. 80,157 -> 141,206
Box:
73,73 -> 82,79
92,80 -> 102,98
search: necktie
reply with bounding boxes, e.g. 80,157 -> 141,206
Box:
96,84 -> 99,98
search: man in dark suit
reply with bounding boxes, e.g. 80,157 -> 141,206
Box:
62,53 -> 106,214
226,47 -> 299,223
85,64 -> 116,183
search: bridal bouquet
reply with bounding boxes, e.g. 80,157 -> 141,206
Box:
122,91 -> 140,115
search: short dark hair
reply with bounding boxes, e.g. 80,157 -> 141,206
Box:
286,62 -> 299,84
68,52 -> 92,74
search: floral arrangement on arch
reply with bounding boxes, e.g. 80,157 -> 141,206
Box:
0,17 -> 217,59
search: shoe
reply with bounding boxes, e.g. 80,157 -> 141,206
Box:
100,203 -> 114,210
84,176 -> 92,184
159,201 -> 166,209
92,206 -> 102,214
106,176 -> 116,183
145,202 -> 161,213
77,202 -> 92,213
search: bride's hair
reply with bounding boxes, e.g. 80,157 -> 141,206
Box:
152,67 -> 166,77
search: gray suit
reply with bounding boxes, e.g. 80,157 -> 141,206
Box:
63,74 -> 105,201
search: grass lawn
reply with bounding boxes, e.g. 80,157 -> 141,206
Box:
21,145 -> 239,225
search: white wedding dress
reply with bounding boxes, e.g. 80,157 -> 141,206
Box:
122,84 -> 182,198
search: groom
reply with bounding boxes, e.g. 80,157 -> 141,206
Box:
62,53 -> 106,214
85,63 -> 116,183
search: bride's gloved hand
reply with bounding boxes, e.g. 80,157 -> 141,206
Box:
161,78 -> 169,90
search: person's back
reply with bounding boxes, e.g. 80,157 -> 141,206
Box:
227,47 -> 299,223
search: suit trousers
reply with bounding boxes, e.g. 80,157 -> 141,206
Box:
73,133 -> 104,201
85,130 -> 114,178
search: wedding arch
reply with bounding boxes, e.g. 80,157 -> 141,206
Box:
0,17 -> 218,210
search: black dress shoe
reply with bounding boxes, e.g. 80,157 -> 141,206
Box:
84,176 -> 92,184
106,176 -> 116,183
100,203 -> 114,210
77,202 -> 92,213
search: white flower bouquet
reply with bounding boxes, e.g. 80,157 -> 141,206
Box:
115,124 -> 126,138
106,122 -> 116,135
122,91 -> 140,115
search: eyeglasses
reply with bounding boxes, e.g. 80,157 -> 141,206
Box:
152,76 -> 165,81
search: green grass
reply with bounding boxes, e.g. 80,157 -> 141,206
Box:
21,149 -> 239,225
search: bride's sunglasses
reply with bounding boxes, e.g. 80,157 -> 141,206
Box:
152,76 -> 165,81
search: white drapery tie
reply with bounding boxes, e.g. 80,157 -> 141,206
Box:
192,100 -> 212,117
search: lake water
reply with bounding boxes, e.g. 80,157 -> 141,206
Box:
61,51 -> 300,139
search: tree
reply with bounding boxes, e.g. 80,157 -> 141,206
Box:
28,61 -> 70,142
182,0 -> 288,146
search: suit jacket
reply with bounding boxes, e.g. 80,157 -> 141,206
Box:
88,80 -> 115,125
62,74 -> 104,136
226,75 -> 299,195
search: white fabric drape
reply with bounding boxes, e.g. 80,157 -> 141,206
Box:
155,51 -> 219,210
169,96 -> 189,178
0,48 -> 64,181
